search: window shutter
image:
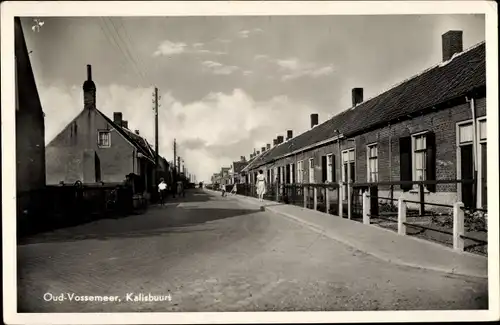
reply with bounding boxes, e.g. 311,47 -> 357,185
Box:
331,154 -> 336,183
426,131 -> 436,192
399,136 -> 412,191
321,156 -> 327,182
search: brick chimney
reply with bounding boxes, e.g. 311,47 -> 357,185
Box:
310,113 -> 319,128
286,130 -> 293,140
240,155 -> 246,161
352,88 -> 363,106
277,135 -> 284,144
442,30 -> 463,62
266,143 -> 271,150
261,146 -> 266,152
135,130 -> 140,135
113,112 -> 123,126
122,120 -> 128,129
256,150 -> 260,155
83,64 -> 96,110
273,139 -> 278,146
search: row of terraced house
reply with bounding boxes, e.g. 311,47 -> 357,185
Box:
222,30 -> 487,211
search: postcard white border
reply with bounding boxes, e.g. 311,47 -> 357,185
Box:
2,1 -> 499,324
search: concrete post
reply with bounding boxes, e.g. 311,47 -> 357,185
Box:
303,185 -> 307,208
347,181 -> 352,220
453,202 -> 465,251
338,185 -> 343,218
325,187 -> 330,214
362,191 -> 370,224
313,187 -> 318,210
398,197 -> 407,235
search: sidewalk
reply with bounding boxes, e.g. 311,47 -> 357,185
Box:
205,189 -> 488,278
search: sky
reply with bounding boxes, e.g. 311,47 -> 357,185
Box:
21,14 -> 485,182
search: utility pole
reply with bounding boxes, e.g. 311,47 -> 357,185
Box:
173,138 -> 177,198
153,87 -> 159,188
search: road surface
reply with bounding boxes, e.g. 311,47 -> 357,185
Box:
17,189 -> 488,312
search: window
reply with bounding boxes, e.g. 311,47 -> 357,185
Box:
478,118 -> 487,208
367,144 -> 378,182
98,131 -> 111,147
413,133 -> 427,181
309,158 -> 315,183
297,161 -> 304,183
342,149 -> 355,199
279,166 -> 284,184
327,154 -> 334,182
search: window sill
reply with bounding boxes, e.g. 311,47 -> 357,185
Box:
409,186 -> 430,194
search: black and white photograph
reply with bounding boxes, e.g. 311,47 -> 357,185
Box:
1,1 -> 498,323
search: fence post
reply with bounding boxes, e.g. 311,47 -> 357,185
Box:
362,191 -> 370,224
398,197 -> 407,235
347,181 -> 352,220
313,187 -> 318,210
338,184 -> 343,218
325,187 -> 330,214
303,185 -> 307,208
419,183 -> 425,216
453,201 -> 465,251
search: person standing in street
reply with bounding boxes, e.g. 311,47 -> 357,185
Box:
221,183 -> 226,197
158,178 -> 167,206
230,183 -> 237,195
256,170 -> 267,202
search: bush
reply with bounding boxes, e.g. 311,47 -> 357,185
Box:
464,210 -> 487,232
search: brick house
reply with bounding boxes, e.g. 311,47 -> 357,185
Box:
45,65 -> 168,195
15,17 -> 46,222
229,156 -> 248,184
242,30 -> 487,210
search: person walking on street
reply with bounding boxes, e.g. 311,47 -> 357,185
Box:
230,183 -> 238,195
256,170 -> 267,202
221,183 -> 226,197
158,178 -> 167,206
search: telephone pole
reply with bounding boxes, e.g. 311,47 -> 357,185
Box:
173,139 -> 177,198
153,87 -> 159,186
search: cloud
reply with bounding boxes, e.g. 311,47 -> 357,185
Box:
237,28 -> 264,38
153,40 -> 227,57
254,54 -> 269,60
153,40 -> 188,56
40,84 -> 312,183
201,60 -> 240,75
275,57 -> 335,81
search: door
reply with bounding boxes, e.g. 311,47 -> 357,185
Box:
460,144 -> 474,208
481,143 -> 487,208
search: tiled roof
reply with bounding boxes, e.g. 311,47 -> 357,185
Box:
246,42 -> 486,170
96,109 -> 157,162
232,161 -> 248,174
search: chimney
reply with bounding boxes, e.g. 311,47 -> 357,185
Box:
266,143 -> 271,150
273,139 -> 278,146
256,150 -> 260,155
135,130 -> 140,135
122,120 -> 128,129
442,30 -> 463,62
240,156 -> 246,162
310,113 -> 319,128
277,135 -> 284,144
83,64 -> 96,110
352,88 -> 363,106
113,112 -> 123,126
286,130 -> 293,140
261,146 -> 266,152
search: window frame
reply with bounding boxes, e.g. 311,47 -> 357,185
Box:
308,158 -> 315,183
326,153 -> 334,183
97,130 -> 111,148
297,160 -> 303,183
366,143 -> 378,183
411,131 -> 428,183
